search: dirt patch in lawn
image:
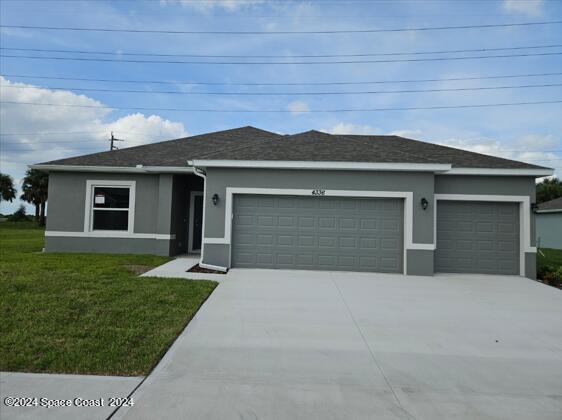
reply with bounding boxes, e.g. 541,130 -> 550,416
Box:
126,265 -> 154,275
187,264 -> 227,274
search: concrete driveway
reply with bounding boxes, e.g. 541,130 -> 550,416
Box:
115,270 -> 562,420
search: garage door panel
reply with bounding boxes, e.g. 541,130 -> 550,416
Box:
277,235 -> 294,246
298,235 -> 315,247
359,237 -> 378,249
319,217 -> 336,230
232,195 -> 403,273
318,236 -> 336,248
297,254 -> 314,265
435,201 -> 519,275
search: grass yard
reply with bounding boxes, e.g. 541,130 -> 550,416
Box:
538,248 -> 562,269
0,222 -> 217,376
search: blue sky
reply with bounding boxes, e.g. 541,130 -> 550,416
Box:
1,0 -> 561,213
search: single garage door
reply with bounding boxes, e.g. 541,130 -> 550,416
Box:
232,195 -> 403,272
435,201 -> 520,275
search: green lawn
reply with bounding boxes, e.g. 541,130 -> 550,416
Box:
537,247 -> 562,289
0,222 -> 217,376
538,248 -> 562,269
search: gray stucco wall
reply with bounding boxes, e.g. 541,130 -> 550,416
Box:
201,170 -> 537,278
204,168 -> 435,241
536,212 -> 562,249
202,168 -> 435,274
45,171 -> 201,256
47,172 -> 160,234
44,168 -> 539,278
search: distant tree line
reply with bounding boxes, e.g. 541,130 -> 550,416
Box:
0,170 -> 49,226
536,177 -> 562,204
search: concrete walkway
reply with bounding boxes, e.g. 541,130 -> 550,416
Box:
140,256 -> 228,282
113,269 -> 562,420
0,372 -> 142,420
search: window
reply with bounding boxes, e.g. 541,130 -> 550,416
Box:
85,181 -> 135,233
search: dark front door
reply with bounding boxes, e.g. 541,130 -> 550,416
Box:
192,195 -> 203,251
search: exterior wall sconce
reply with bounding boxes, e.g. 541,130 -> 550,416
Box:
212,193 -> 219,206
531,202 -> 538,213
421,197 -> 429,210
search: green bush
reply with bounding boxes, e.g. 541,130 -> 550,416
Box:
539,265 -> 562,288
7,205 -> 30,222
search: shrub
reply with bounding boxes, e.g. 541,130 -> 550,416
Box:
7,205 -> 30,222
539,265 -> 562,288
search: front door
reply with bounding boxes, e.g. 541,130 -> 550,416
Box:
189,192 -> 204,252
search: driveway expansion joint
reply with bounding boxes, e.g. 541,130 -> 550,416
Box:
329,272 -> 416,419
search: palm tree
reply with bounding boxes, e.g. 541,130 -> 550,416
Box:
20,180 -> 41,221
0,173 -> 17,203
20,170 -> 48,226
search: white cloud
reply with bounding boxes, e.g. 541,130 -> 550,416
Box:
0,76 -> 188,214
159,0 -> 265,12
287,100 -> 310,116
387,129 -> 423,139
502,0 -> 544,16
321,122 -> 379,135
433,135 -> 560,169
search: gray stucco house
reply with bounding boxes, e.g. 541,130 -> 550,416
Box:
536,197 -> 562,250
31,126 -> 553,278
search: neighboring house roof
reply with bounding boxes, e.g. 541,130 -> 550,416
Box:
537,197 -> 562,213
35,126 -> 549,171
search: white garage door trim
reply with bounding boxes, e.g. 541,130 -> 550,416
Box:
204,187 -> 435,274
434,194 -> 535,276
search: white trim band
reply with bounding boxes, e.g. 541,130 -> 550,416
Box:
46,231 -> 175,240
189,160 -> 451,172
444,168 -> 554,176
30,164 -> 194,174
199,262 -> 228,272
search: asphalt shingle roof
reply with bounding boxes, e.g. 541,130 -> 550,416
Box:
537,197 -> 562,211
39,126 -> 547,170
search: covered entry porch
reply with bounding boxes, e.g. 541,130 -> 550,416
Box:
168,174 -> 204,256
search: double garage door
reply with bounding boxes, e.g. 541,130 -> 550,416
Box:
231,195 -> 520,275
232,195 -> 404,273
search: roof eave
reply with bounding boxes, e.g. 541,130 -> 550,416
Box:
29,164 -> 194,174
188,160 -> 452,172
444,167 -> 554,177
536,209 -> 562,214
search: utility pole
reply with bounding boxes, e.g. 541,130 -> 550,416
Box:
109,132 -> 125,151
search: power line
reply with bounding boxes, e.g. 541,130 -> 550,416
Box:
3,51 -> 561,64
2,99 -> 561,113
3,72 -> 562,87
2,43 -> 561,58
3,82 -> 562,96
2,20 -> 561,35
502,150 -> 562,153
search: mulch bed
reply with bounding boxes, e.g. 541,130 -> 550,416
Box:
187,264 -> 227,274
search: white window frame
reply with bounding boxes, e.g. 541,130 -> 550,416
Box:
84,180 -> 136,234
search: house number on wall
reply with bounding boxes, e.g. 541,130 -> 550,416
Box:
311,189 -> 326,196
